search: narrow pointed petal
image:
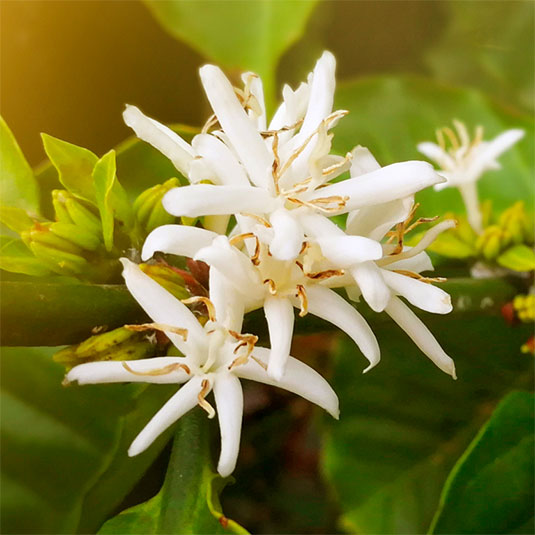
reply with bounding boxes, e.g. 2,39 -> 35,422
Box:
346,196 -> 414,241
120,258 -> 206,356
66,357 -> 192,385
163,184 -> 276,218
306,285 -> 380,372
299,211 -> 345,238
308,161 -> 444,212
213,373 -> 243,477
242,72 -> 266,131
142,225 -> 218,261
209,267 -> 245,332
269,208 -> 304,261
350,261 -> 391,313
317,235 -> 383,267
192,134 -> 250,186
264,296 -> 295,380
236,347 -> 339,418
385,296 -> 456,378
128,375 -> 206,456
123,105 -> 194,175
386,251 -> 433,273
381,270 -> 452,314
350,146 -> 381,176
417,141 -> 455,170
199,65 -> 273,191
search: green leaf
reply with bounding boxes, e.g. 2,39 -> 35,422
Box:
41,133 -> 98,203
0,116 -> 40,214
333,76 -> 534,215
92,150 -> 133,252
426,2 -> 534,111
142,0 -> 318,108
0,238 -> 52,277
0,281 -> 147,346
322,312 -> 533,534
430,391 -> 534,534
0,205 -> 35,234
497,244 -> 535,272
99,409 -> 247,535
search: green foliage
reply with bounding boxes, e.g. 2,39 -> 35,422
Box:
497,245 -> 535,272
142,0 -> 318,108
0,346 -> 176,534
0,237 -> 53,277
321,315 -> 533,534
426,2 -> 534,111
430,391 -> 534,534
333,76 -> 533,216
99,410 -> 247,535
0,116 -> 40,214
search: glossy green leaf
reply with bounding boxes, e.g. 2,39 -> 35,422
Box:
322,312 -> 533,534
142,0 -> 318,107
333,77 -> 533,215
0,116 -> 40,214
99,410 -> 247,535
430,391 -> 534,534
0,278 -> 520,347
0,238 -> 52,277
41,134 -> 98,203
426,2 -> 534,111
496,244 -> 535,272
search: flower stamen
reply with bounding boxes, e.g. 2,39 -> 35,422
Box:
181,296 -> 217,322
296,284 -> 308,317
125,323 -> 188,340
122,361 -> 191,376
198,378 -> 216,418
263,278 -> 277,295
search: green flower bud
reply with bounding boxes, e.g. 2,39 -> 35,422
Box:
54,326 -> 155,371
140,262 -> 190,300
22,222 -> 82,255
476,225 -> 511,260
52,189 -> 74,224
134,178 -> 179,233
499,202 -> 530,245
54,190 -> 102,235
50,222 -> 101,251
28,240 -> 88,275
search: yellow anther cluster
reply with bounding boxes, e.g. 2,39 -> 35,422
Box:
513,295 -> 535,323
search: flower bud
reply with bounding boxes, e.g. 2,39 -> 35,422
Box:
475,225 -> 511,260
50,222 -> 101,251
513,294 -> 535,323
54,190 -> 102,235
499,202 -> 531,245
133,178 -> 179,233
22,222 -> 82,255
54,326 -> 155,371
139,262 -> 190,300
52,189 -> 74,224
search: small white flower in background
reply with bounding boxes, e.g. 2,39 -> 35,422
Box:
124,51 -> 444,260
417,120 -> 524,233
65,259 -> 339,477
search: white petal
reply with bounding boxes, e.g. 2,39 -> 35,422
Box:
128,375 -> 206,456
123,105 -> 194,175
269,208 -> 304,261
163,184 -> 276,218
459,181 -> 482,233
199,65 -> 273,191
350,146 -> 381,176
385,296 -> 456,378
242,72 -> 266,131
66,357 -> 191,385
120,258 -> 206,356
269,82 -> 309,132
350,261 -> 391,313
142,225 -> 218,261
209,267 -> 245,332
213,373 -> 243,477
381,270 -> 452,314
192,134 -> 250,186
236,347 -> 339,418
309,161 -> 444,213
386,250 -> 433,273
467,129 -> 524,179
416,141 -> 455,171
299,211 -> 345,238
346,196 -> 414,241
305,285 -> 380,372
317,235 -> 383,267
264,296 -> 295,380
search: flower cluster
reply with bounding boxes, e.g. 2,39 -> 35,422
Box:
66,52 -> 457,477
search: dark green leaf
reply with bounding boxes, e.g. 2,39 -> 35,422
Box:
142,0 -> 318,107
41,134 -> 98,203
497,244 -> 535,272
430,391 -> 534,534
322,313 -> 533,534
334,77 -> 533,215
99,409 -> 247,534
0,116 -> 40,214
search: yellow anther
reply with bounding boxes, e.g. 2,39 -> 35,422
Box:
198,379 -> 216,418
181,296 -> 217,322
296,284 -> 308,317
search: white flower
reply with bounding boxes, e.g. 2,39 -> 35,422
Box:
417,120 -> 524,233
124,52 -> 444,260
141,225 -> 380,380
65,259 -> 339,477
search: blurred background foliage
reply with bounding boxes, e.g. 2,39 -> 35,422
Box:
1,1 -> 533,534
